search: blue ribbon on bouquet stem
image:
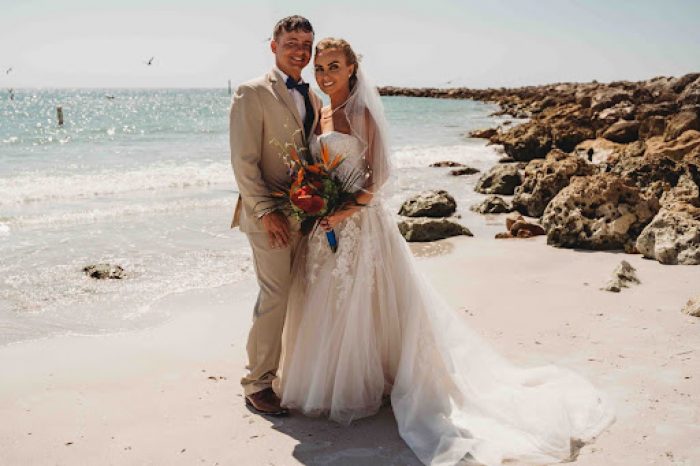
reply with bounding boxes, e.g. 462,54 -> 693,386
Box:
325,230 -> 338,253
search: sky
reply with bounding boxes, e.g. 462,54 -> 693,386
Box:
0,0 -> 698,89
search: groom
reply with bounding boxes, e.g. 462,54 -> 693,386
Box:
229,15 -> 321,415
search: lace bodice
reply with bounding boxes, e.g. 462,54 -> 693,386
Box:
310,131 -> 368,191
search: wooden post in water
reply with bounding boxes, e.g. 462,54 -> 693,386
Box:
56,106 -> 64,126
228,79 -> 231,95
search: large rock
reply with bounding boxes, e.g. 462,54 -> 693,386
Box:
398,218 -> 473,242
670,73 -> 700,94
547,106 -> 596,152
639,115 -> 667,139
635,202 -> 700,265
542,173 -> 659,250
471,195 -> 512,214
398,190 -> 457,218
678,76 -> 700,106
494,122 -> 552,162
664,111 -> 700,141
595,102 -> 636,123
613,151 -> 686,199
602,119 -> 640,143
513,149 -> 597,217
644,130 -> 700,161
475,164 -> 522,195
590,88 -> 633,112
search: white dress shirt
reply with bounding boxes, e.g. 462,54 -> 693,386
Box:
274,66 -> 307,124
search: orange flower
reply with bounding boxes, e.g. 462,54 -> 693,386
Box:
329,155 -> 342,170
321,143 -> 330,165
306,164 -> 322,175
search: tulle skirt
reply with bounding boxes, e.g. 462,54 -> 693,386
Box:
276,203 -> 614,466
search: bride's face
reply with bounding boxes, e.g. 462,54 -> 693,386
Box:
314,49 -> 355,96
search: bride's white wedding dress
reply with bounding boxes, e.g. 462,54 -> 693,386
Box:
277,130 -> 614,466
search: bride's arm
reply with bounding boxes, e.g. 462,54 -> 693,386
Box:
320,111 -> 376,231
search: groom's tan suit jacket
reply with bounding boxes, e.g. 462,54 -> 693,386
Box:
230,69 -> 322,232
229,68 -> 321,396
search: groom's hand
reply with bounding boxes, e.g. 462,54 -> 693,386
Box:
261,211 -> 291,248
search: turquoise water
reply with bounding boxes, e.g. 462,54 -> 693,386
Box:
0,89 -> 509,346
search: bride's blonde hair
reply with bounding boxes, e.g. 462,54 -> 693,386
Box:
315,38 -> 359,90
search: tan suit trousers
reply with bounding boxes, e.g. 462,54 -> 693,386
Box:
241,229 -> 301,395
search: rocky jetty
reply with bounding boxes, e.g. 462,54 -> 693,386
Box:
382,73 -> 700,263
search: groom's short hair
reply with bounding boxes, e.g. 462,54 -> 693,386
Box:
272,15 -> 314,41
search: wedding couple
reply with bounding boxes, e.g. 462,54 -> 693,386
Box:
229,15 -> 614,466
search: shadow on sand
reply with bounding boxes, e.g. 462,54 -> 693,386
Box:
260,405 -> 423,466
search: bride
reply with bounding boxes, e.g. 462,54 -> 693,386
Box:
275,38 -> 614,466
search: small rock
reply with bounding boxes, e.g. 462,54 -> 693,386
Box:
471,195 -> 512,214
450,167 -> 480,176
398,218 -> 473,242
429,161 -> 465,168
682,296 -> 700,317
82,263 -> 125,280
469,128 -> 498,139
511,220 -> 546,237
603,260 -> 640,292
398,190 -> 457,218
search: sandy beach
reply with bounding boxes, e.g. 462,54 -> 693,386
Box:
1,235 -> 698,466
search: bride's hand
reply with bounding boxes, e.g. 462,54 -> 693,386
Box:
320,209 -> 351,231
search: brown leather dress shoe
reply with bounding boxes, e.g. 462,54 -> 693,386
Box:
245,388 -> 289,416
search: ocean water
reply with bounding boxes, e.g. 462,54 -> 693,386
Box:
0,88 -> 512,346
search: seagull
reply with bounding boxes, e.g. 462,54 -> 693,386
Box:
105,94 -> 115,100
6,67 -> 12,74
144,57 -> 155,66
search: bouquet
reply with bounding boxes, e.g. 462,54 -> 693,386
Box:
261,139 -> 365,253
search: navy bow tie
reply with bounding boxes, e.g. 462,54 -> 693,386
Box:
285,76 -> 309,94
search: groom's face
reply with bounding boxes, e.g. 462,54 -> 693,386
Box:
271,30 -> 314,80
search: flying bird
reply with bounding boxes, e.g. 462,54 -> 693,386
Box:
6,67 -> 12,74
144,57 -> 155,66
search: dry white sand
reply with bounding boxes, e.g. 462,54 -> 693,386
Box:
1,236 -> 698,466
